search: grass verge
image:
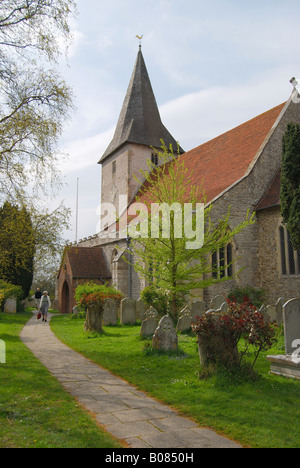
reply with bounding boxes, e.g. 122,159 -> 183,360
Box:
50,315 -> 300,448
0,311 -> 122,448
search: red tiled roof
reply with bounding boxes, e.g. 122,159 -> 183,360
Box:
255,168 -> 281,211
180,102 -> 286,202
66,246 -> 111,278
106,102 -> 286,233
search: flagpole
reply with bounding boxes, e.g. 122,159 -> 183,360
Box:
75,178 -> 79,244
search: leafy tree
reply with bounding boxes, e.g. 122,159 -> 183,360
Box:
125,143 -> 255,325
280,122 -> 300,250
30,201 -> 71,295
0,0 -> 76,202
0,202 -> 35,297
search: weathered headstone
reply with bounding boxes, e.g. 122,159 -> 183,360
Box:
197,311 -> 239,367
0,339 -> 6,364
72,305 -> 79,315
266,305 -> 277,322
120,298 -> 136,325
259,304 -> 269,321
140,307 -> 159,337
176,306 -> 192,332
210,295 -> 226,310
137,298 -> 147,321
4,298 -> 17,314
191,300 -> 205,322
283,298 -> 300,355
276,297 -> 285,325
84,304 -> 103,333
217,301 -> 229,314
152,315 -> 178,351
103,298 -> 118,326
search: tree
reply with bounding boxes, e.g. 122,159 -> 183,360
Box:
125,143 -> 255,326
30,201 -> 71,295
280,122 -> 300,250
0,202 -> 35,297
0,0 -> 76,202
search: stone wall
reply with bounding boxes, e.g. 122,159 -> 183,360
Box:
257,206 -> 300,304
203,97 -> 300,306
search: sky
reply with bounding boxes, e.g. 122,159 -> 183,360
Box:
55,0 -> 300,243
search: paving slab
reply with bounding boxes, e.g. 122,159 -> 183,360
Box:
20,312 -> 242,449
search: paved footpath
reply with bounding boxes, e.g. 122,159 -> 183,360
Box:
20,312 -> 242,449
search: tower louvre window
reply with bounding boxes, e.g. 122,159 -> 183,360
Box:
112,160 -> 116,174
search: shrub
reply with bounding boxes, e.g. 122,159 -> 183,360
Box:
75,283 -> 124,311
0,280 -> 23,311
141,286 -> 184,318
192,298 -> 278,370
227,285 -> 266,308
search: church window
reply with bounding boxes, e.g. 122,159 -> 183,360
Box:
151,153 -> 158,166
112,160 -> 116,174
211,243 -> 234,279
227,244 -> 233,277
279,225 -> 300,276
279,226 -> 287,275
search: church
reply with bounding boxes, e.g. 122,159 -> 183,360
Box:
57,46 -> 300,314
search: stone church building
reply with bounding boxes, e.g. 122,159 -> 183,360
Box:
57,46 -> 300,314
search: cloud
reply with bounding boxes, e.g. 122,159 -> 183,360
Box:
59,127 -> 115,174
160,67 -> 293,150
68,30 -> 90,57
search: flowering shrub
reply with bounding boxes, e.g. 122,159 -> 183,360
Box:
75,283 -> 124,311
192,298 -> 278,369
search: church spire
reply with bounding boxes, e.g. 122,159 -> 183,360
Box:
99,48 -> 183,163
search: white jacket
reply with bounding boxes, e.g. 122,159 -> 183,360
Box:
39,295 -> 51,309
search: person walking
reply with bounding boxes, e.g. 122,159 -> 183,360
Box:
39,291 -> 51,322
34,288 -> 42,309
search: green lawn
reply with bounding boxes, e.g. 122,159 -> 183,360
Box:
50,315 -> 300,449
0,311 -> 122,448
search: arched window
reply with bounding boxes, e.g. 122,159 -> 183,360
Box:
211,243 -> 234,279
279,225 -> 300,276
151,153 -> 158,166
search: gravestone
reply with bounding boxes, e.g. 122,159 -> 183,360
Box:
140,307 -> 159,337
217,302 -> 229,314
120,298 -> 136,325
72,305 -> 79,315
84,304 -> 103,333
276,297 -> 285,325
266,305 -> 277,322
152,315 -> 178,351
176,306 -> 192,332
191,300 -> 205,322
259,304 -> 269,321
283,298 -> 300,355
103,298 -> 118,326
210,295 -> 226,310
137,298 -> 147,321
4,298 -> 17,314
0,340 -> 5,364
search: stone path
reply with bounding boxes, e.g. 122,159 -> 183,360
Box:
20,312 -> 242,449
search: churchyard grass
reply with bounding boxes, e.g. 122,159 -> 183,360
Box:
0,311 -> 122,448
50,315 -> 300,449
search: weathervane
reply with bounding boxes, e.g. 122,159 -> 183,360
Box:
136,35 -> 143,49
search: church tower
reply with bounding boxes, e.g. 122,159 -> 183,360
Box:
98,46 -> 184,219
